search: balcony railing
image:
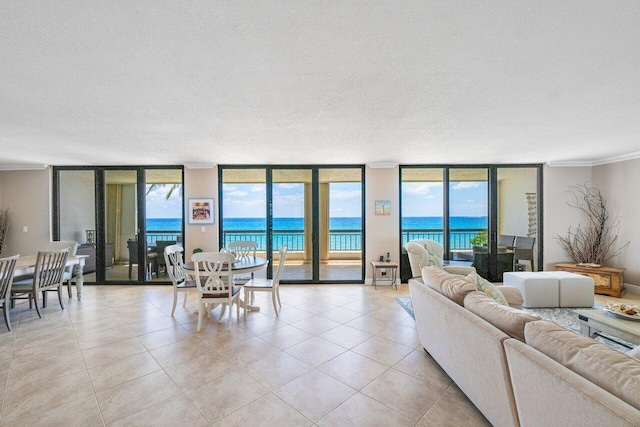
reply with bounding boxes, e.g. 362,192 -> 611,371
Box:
145,230 -> 182,244
401,228 -> 486,250
222,229 -> 363,252
147,228 -> 485,252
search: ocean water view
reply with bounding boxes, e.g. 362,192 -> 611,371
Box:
147,216 -> 487,231
147,216 -> 487,251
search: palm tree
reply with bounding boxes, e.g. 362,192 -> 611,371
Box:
146,184 -> 182,199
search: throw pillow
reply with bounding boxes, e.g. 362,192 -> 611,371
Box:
474,274 -> 508,306
421,266 -> 476,305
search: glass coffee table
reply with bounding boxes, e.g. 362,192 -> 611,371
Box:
574,308 -> 640,346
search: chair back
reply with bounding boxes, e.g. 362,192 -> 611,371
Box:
0,255 -> 19,304
404,239 -> 444,278
127,239 -> 139,264
44,240 -> 78,276
272,245 -> 288,288
498,235 -> 516,248
34,249 -> 69,292
191,252 -> 235,298
156,241 -> 177,267
164,244 -> 186,286
514,236 -> 536,270
229,241 -> 257,258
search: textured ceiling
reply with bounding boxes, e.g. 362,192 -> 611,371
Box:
1,1 -> 639,167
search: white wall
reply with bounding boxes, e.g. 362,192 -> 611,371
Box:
592,158 -> 640,285
542,164 -> 592,271
498,169 -> 537,236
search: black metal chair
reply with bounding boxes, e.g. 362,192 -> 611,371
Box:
127,239 -> 157,280
514,236 -> 536,271
155,240 -> 177,276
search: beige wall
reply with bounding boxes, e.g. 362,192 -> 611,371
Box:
542,164 -> 592,270
2,162 -> 637,286
183,167 -> 219,257
592,158 -> 640,285
364,166 -> 400,283
0,168 -> 52,256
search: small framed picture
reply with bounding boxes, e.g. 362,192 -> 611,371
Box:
188,198 -> 215,224
375,200 -> 390,215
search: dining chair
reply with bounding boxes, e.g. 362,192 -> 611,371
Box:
0,254 -> 19,331
514,236 -> 536,271
156,240 -> 177,276
243,245 -> 287,317
228,241 -> 257,258
127,239 -> 157,280
498,234 -> 516,248
228,241 -> 258,283
43,241 -> 78,298
11,249 -> 69,318
164,244 -> 196,316
191,251 -> 240,331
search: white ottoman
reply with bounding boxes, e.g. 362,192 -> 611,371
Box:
503,272 -> 560,308
540,271 -> 594,307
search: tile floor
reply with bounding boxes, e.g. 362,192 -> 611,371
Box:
4,284 -> 639,426
0,283 -> 491,426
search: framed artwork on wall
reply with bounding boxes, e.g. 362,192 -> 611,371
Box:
375,200 -> 390,215
188,198 -> 215,224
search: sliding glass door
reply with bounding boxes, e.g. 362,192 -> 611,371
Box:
400,165 -> 542,282
53,166 -> 184,284
220,165 -> 364,283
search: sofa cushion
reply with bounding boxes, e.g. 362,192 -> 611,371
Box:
626,346 -> 640,361
473,274 -> 508,306
525,320 -> 640,409
421,266 -> 476,305
464,291 -> 540,341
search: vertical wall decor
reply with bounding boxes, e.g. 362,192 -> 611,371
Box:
526,193 -> 537,237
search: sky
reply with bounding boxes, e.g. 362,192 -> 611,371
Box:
222,182 -> 362,218
145,181 -> 488,219
401,181 -> 488,217
145,184 -> 183,219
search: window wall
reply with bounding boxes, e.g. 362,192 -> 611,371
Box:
400,165 -> 542,282
220,165 -> 364,283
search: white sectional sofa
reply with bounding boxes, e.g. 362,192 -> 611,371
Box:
409,267 -> 640,426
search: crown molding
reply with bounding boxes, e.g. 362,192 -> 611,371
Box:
0,163 -> 49,171
548,150 -> 640,168
591,151 -> 640,166
546,160 -> 593,167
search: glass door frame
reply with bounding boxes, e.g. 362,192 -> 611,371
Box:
399,163 -> 543,282
218,164 -> 366,284
52,165 -> 185,284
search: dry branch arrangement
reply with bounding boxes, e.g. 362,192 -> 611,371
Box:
556,182 -> 629,266
0,208 -> 8,257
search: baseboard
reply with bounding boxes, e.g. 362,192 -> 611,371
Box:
625,283 -> 640,294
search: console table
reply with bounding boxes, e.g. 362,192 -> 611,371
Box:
555,263 -> 625,297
